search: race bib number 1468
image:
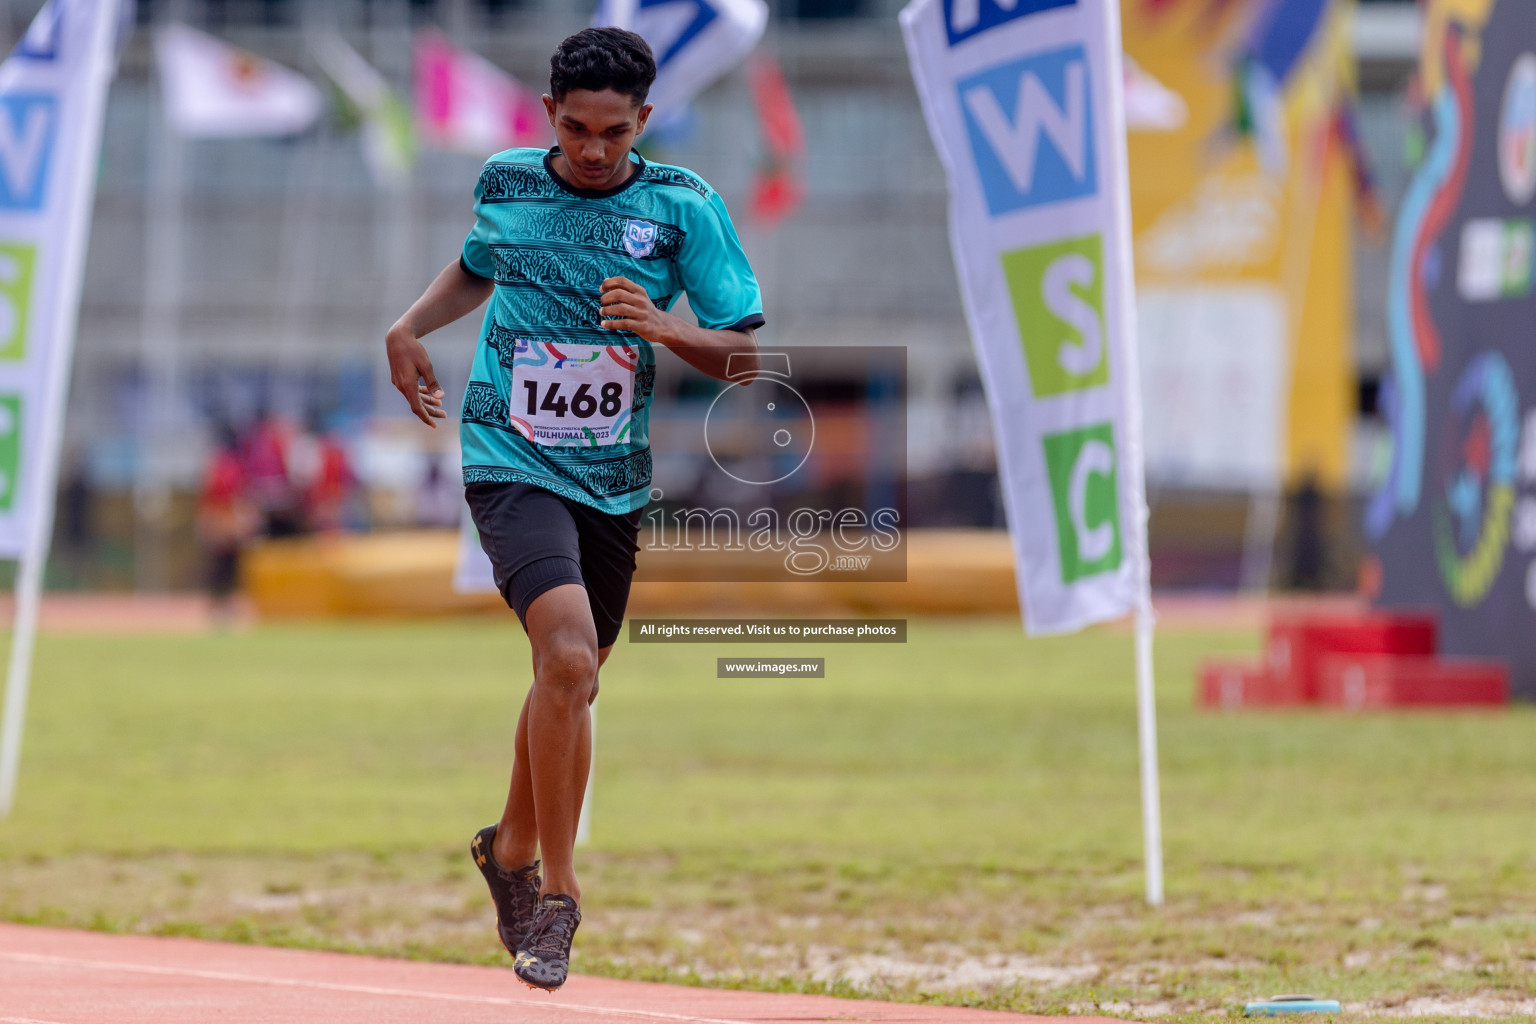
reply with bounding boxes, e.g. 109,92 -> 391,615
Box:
509,341 -> 637,447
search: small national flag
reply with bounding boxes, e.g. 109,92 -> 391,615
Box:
155,23 -> 323,138
413,31 -> 548,155
749,54 -> 804,158
747,170 -> 804,225
314,33 -> 415,187
746,54 -> 805,226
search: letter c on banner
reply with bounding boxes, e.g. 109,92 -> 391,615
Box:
1069,439 -> 1114,562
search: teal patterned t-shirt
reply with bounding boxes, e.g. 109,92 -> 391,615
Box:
457,147 -> 765,514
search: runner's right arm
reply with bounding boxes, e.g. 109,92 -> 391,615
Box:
386,259 -> 494,428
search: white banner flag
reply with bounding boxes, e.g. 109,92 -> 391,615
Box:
155,23 -> 322,138
596,0 -> 767,118
900,0 -> 1150,635
0,0 -> 118,556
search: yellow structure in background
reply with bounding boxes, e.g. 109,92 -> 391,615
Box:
1124,0 -> 1356,490
244,530 -> 1025,619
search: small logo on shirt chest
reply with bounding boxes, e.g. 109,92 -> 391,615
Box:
623,219 -> 658,258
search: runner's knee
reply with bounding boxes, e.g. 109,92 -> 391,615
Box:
534,634 -> 597,700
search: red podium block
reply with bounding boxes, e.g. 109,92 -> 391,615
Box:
1317,654 -> 1509,709
1266,613 -> 1438,700
1198,660 -> 1306,709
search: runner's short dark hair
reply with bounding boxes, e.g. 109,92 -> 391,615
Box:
550,28 -> 657,105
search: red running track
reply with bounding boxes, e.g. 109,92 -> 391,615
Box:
0,923 -> 1131,1024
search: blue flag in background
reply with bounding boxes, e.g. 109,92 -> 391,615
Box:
594,0 -> 767,118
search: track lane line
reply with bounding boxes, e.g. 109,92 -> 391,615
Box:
0,951 -> 755,1024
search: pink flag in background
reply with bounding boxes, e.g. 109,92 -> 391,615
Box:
413,31 -> 548,154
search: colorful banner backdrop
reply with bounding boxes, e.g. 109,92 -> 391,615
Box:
1369,0 -> 1536,697
0,0 -> 118,556
1124,0 -> 1357,491
901,0 -> 1147,634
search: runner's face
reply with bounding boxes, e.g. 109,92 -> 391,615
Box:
544,88 -> 652,191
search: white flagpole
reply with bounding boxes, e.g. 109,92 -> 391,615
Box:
576,698 -> 596,846
1098,0 -> 1164,906
1132,605 -> 1163,905
135,125 -> 183,593
135,0 -> 190,593
0,0 -> 120,818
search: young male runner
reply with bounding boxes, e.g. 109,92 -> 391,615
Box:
383,28 -> 763,992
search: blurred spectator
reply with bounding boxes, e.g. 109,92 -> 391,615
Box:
52,454 -> 97,589
1286,470 -> 1327,591
243,408 -> 304,536
415,457 -> 461,528
303,426 -> 357,533
59,459 -> 94,553
197,425 -> 260,618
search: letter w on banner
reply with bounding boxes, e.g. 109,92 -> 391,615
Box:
900,0 -> 1152,635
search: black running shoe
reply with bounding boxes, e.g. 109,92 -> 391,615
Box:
513,893 -> 581,991
470,824 -> 541,957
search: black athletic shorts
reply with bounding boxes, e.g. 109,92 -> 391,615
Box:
464,481 -> 643,649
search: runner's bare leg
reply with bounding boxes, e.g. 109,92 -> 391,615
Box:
493,637 -> 610,873
504,583 -> 598,902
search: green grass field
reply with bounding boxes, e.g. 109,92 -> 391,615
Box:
1,616 -> 1534,1022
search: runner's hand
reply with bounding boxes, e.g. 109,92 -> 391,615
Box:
418,383 -> 446,421
599,276 -> 674,343
387,327 -> 446,428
